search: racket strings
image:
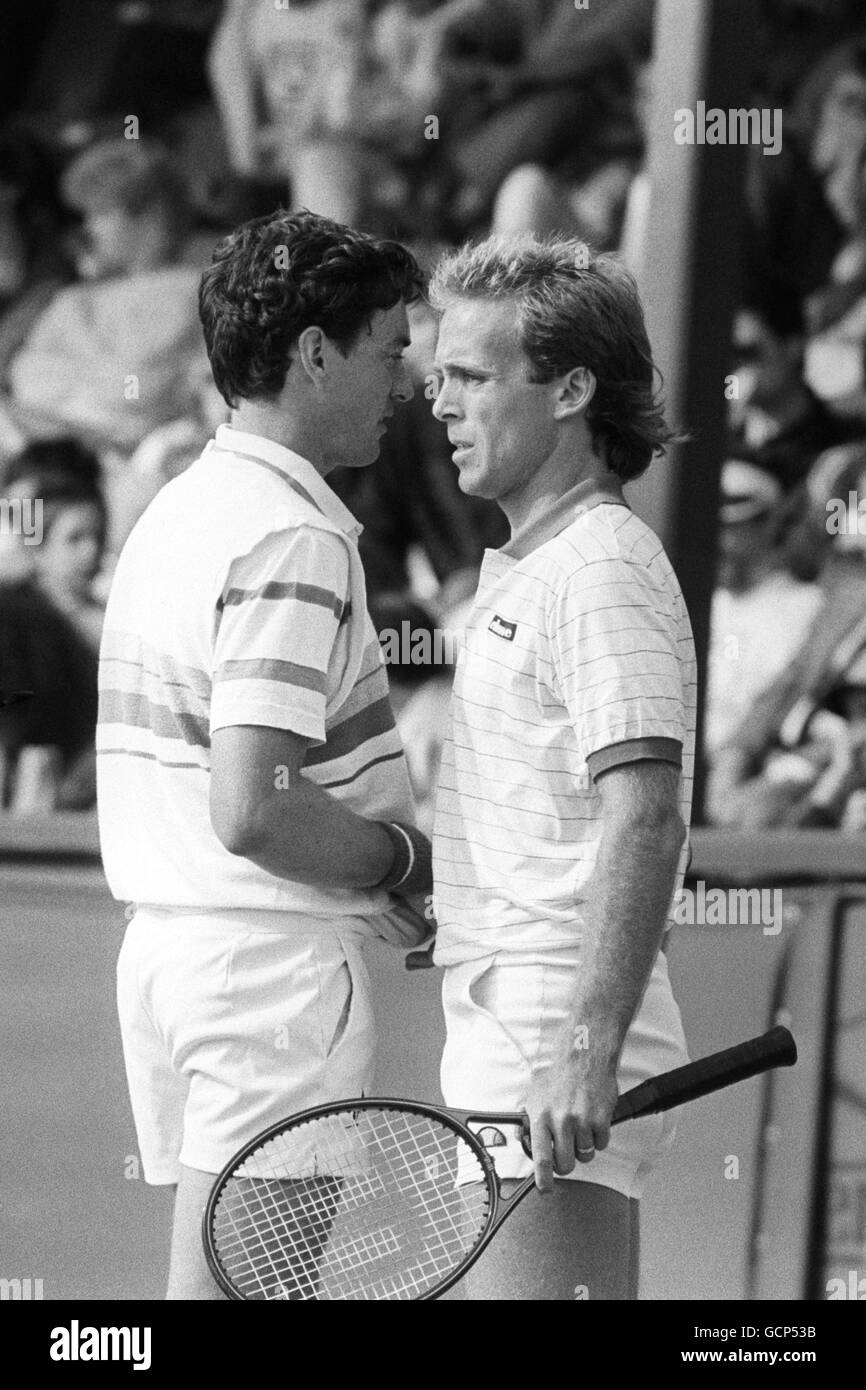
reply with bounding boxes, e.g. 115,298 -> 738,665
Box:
216,1153 -> 483,1299
210,1108 -> 492,1299
216,1175 -> 467,1300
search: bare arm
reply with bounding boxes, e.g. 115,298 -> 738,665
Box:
206,0 -> 260,176
210,724 -> 396,888
525,758 -> 685,1190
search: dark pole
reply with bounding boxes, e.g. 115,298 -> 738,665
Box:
628,0 -> 759,820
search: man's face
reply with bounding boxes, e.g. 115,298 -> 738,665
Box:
318,302 -> 413,469
432,297 -> 558,501
729,311 -> 801,421
35,502 -> 104,599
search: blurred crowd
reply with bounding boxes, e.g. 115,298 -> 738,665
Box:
2,0 -> 866,832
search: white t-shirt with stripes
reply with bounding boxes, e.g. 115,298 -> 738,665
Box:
432,475 -> 697,965
97,424 -> 414,920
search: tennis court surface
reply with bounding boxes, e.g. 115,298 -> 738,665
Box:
1,860 -> 784,1300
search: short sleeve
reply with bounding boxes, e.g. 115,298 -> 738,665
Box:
210,525 -> 351,742
548,557 -> 686,777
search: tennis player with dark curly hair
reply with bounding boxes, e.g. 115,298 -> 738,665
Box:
428,236 -> 697,1300
97,210 -> 434,1298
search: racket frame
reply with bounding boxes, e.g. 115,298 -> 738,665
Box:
202,1097 -> 533,1301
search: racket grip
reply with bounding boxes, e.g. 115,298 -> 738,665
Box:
612,1025 -> 797,1123
0,690 -> 34,708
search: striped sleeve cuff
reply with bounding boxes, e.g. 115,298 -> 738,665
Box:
587,736 -> 683,781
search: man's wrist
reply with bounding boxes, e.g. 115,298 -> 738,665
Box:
376,820 -> 434,897
562,1004 -> 628,1061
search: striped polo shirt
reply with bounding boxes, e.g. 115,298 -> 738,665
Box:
97,423 -> 414,920
432,471 -> 697,964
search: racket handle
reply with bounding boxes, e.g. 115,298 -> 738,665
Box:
612,1025 -> 797,1123
0,690 -> 34,708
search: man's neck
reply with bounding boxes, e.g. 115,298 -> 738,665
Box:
499,439 -> 604,537
229,404 -> 330,476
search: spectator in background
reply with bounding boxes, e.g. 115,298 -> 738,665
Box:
1,138 -> 207,458
0,436 -> 101,585
448,0 -> 651,234
0,126 -> 72,311
801,36 -> 866,417
0,439 -> 106,810
491,55 -> 652,258
707,441 -> 866,829
208,0 -> 368,221
345,0 -> 524,236
206,0 -> 512,235
728,280 -> 864,493
0,127 -> 76,459
704,459 -> 823,760
807,35 -> 866,244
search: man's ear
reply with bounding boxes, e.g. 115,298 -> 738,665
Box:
553,366 -> 596,421
295,325 -> 328,385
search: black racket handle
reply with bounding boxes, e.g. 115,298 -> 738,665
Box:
612,1025 -> 797,1124
0,690 -> 34,708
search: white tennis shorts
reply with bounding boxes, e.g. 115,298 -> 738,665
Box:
441,945 -> 688,1199
117,908 -> 376,1184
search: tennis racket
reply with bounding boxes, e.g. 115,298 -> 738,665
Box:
203,1023 -> 796,1301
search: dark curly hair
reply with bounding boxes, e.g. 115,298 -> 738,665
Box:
199,209 -> 426,409
430,235 -> 675,482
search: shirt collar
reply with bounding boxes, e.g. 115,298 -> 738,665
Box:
211,424 -> 362,540
501,469 -> 629,560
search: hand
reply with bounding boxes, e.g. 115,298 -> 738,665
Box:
524,1046 -> 619,1194
376,895 -> 431,950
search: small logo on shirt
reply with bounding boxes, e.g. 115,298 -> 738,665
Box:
488,614 -> 517,641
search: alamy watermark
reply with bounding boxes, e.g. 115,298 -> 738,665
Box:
826,1269 -> 866,1299
50,1321 -> 151,1370
0,497 -> 42,545
672,881 -> 782,935
0,1277 -> 43,1299
377,621 -> 461,667
674,103 -> 782,157
826,492 -> 866,536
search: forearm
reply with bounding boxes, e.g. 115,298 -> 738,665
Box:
225,777 -> 396,888
564,808 -> 685,1062
207,15 -> 259,174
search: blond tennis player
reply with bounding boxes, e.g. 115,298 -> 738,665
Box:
429,236 -> 696,1300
